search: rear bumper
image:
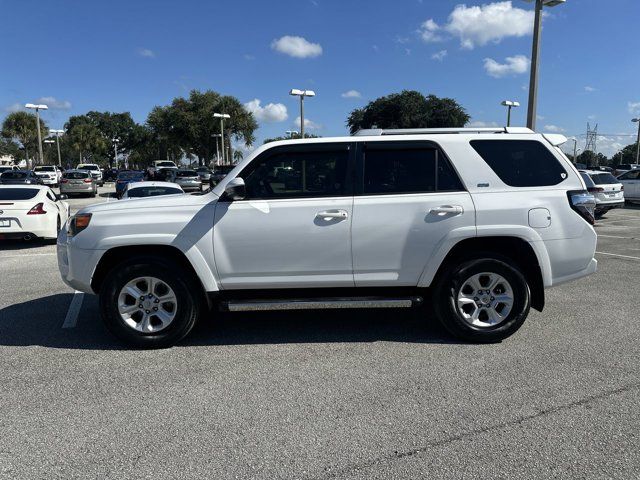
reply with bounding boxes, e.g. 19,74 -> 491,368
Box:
595,201 -> 624,211
0,215 -> 53,239
61,185 -> 94,193
38,177 -> 57,185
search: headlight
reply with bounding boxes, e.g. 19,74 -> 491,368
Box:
68,213 -> 92,236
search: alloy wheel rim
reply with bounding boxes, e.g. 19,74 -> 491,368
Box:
117,277 -> 177,333
456,272 -> 514,328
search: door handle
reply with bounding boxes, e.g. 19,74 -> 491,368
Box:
430,205 -> 463,215
316,209 -> 348,220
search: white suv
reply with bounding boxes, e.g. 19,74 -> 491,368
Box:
76,164 -> 103,186
57,127 -> 598,348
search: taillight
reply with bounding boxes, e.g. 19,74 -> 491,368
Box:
27,203 -> 46,215
61,179 -> 68,183
83,178 -> 92,183
587,187 -> 604,193
621,185 -> 624,191
567,190 -> 596,225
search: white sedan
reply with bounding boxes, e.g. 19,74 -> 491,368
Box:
0,185 -> 70,241
121,181 -> 184,199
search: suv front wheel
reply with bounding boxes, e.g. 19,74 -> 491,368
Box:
99,257 -> 200,348
432,257 -> 531,343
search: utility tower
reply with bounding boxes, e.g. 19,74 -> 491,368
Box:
584,123 -> 598,153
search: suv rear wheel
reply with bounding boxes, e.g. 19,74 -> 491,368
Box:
99,257 -> 200,348
432,257 -> 530,343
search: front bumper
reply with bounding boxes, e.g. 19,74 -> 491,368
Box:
57,229 -> 104,293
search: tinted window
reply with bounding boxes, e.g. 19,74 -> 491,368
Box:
1,171 -> 27,179
176,170 -> 198,177
0,188 -> 39,200
156,161 -> 176,167
590,173 -> 619,185
470,140 -> 568,187
78,165 -> 99,171
63,171 -> 90,179
619,170 -> 640,180
127,187 -> 183,198
580,172 -> 595,188
363,146 -> 463,194
243,148 -> 348,199
34,166 -> 55,172
117,171 -> 144,180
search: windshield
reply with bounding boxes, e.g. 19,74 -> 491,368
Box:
0,167 -> 14,173
78,165 -> 99,171
117,171 -> 144,180
63,171 -> 90,179
0,188 -> 39,200
34,166 -> 55,172
215,165 -> 235,174
1,171 -> 27,179
195,167 -> 210,172
127,186 -> 183,198
156,161 -> 176,167
591,173 -> 619,185
176,170 -> 198,177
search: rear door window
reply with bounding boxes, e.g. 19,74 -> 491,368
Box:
0,188 -> 39,200
470,140 -> 568,187
361,144 -> 464,195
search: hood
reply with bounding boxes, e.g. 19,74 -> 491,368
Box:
79,191 -> 218,214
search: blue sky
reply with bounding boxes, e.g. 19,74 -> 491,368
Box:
1,0 -> 639,156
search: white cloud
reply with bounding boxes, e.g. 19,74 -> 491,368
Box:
4,103 -> 23,113
536,115 -> 545,121
628,101 -> 640,115
136,47 -> 155,58
341,90 -> 361,99
483,55 -> 529,78
243,54 -> 255,61
244,99 -> 288,123
293,116 -> 322,130
596,134 -> 635,158
543,124 -> 565,133
418,19 -> 444,43
468,120 -> 499,128
431,49 -> 448,61
587,114 -> 597,120
420,1 -> 534,49
34,96 -> 72,110
584,86 -> 596,92
271,36 -> 322,58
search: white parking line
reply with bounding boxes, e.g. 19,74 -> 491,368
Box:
598,235 -> 639,239
62,290 -> 84,328
0,253 -> 56,258
596,251 -> 640,261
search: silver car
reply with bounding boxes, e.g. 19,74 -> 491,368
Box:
174,169 -> 202,192
60,170 -> 97,197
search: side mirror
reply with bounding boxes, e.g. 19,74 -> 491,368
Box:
224,177 -> 246,201
57,193 -> 68,201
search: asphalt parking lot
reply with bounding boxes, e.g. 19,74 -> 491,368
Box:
0,186 -> 639,479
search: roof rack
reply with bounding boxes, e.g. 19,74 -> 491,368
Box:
353,127 -> 534,136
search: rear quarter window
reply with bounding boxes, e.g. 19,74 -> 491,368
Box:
470,140 -> 568,187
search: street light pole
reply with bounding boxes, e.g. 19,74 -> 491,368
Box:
524,0 -> 566,131
112,138 -> 120,169
289,89 -> 315,138
632,118 -> 640,165
50,129 -> 64,167
44,139 -> 55,164
214,113 -> 230,165
501,100 -> 520,127
25,103 -> 49,167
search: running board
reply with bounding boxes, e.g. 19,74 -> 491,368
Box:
221,296 -> 423,312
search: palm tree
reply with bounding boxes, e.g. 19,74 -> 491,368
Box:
67,123 -> 105,163
233,150 -> 244,162
1,111 -> 48,165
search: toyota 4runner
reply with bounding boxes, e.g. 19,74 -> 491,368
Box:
58,127 -> 597,348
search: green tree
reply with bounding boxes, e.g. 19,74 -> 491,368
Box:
0,137 -> 22,160
147,89 -> 258,166
66,121 -> 107,164
233,150 -> 244,162
611,143 -> 639,165
346,90 -> 470,134
577,150 -> 609,167
1,111 -> 48,164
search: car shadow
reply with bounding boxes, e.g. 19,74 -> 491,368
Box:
0,238 -> 54,250
0,293 -> 461,350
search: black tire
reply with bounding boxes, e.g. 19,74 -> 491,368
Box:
99,257 -> 201,348
432,256 -> 530,343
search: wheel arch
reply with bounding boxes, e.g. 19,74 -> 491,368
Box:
90,245 -> 213,308
429,236 -> 546,312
